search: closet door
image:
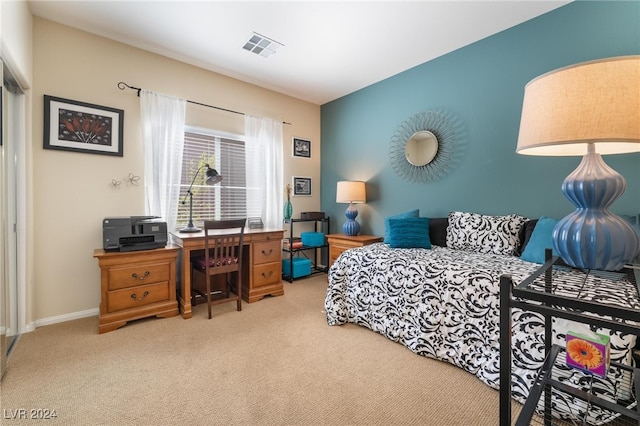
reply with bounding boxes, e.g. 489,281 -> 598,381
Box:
0,61 -> 5,379
1,60 -> 23,380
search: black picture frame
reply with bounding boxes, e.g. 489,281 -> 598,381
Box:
292,137 -> 311,158
43,95 -> 124,156
293,176 -> 312,196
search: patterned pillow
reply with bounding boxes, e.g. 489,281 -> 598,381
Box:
446,211 -> 527,255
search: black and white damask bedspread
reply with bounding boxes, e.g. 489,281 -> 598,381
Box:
325,243 -> 640,420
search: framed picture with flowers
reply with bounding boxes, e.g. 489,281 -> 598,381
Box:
43,95 -> 124,156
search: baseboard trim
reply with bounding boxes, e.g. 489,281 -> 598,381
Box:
30,308 -> 99,330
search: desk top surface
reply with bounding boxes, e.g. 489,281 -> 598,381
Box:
170,227 -> 284,246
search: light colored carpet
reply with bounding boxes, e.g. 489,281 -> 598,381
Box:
0,274 -> 520,425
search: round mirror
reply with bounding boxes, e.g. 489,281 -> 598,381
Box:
389,110 -> 463,183
405,131 -> 438,166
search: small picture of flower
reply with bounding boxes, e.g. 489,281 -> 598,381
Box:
566,338 -> 603,369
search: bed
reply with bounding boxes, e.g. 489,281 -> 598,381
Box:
325,211 -> 640,422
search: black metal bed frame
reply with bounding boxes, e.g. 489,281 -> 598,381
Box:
499,249 -> 640,425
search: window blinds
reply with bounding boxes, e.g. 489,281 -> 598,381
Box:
177,130 -> 247,225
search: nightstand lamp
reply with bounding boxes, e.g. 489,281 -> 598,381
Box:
516,56 -> 640,271
336,181 -> 366,236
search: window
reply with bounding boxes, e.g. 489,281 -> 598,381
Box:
177,127 -> 247,226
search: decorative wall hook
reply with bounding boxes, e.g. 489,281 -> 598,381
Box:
110,173 -> 140,188
127,172 -> 141,186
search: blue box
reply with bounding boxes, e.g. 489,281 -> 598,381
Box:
301,232 -> 325,247
282,258 -> 312,278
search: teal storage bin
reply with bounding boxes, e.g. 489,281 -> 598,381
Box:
301,232 -> 325,247
282,258 -> 312,278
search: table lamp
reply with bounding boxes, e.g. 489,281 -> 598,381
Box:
179,164 -> 223,233
516,56 -> 640,271
336,181 -> 366,236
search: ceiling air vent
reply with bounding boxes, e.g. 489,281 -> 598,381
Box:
242,32 -> 283,58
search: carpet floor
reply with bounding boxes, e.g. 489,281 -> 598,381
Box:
0,274 -> 520,425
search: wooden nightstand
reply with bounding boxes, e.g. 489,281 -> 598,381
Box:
326,234 -> 383,268
93,246 -> 179,333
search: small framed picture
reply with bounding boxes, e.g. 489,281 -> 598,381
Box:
44,95 -> 124,157
292,137 -> 311,158
293,176 -> 312,196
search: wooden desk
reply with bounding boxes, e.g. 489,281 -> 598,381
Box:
170,228 -> 284,318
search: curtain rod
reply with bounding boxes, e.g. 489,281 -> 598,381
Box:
117,82 -> 291,125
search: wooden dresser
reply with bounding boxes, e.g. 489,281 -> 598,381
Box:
327,234 -> 383,268
93,246 -> 179,333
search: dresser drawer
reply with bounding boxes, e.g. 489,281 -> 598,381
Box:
108,262 -> 170,290
252,241 -> 281,264
250,231 -> 283,243
330,246 -> 344,264
107,281 -> 170,312
252,262 -> 281,288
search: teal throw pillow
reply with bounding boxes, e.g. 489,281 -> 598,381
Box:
384,209 -> 419,244
621,213 -> 640,264
520,216 -> 559,264
388,217 -> 431,249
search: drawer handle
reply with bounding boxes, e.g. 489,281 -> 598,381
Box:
261,249 -> 273,256
131,291 -> 149,301
132,271 -> 150,280
261,271 -> 273,279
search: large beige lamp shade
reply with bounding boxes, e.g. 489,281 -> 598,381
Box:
516,56 -> 640,271
517,56 -> 640,156
336,181 -> 366,236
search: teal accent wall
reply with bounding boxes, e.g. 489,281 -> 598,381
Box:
320,1 -> 640,236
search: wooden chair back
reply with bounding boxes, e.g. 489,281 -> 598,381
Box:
194,218 -> 247,318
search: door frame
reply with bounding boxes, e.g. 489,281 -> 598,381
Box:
1,58 -> 28,379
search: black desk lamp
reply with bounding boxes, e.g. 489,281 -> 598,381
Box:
179,164 -> 223,233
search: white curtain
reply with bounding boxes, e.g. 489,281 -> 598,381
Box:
140,90 -> 186,232
244,115 -> 283,228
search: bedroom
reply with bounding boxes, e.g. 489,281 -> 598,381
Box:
1,0 -> 639,423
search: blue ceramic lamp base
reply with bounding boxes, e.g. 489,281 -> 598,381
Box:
553,147 -> 639,271
343,203 -> 361,236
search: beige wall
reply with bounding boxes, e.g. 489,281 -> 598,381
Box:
32,17 -> 321,324
1,0 -> 33,85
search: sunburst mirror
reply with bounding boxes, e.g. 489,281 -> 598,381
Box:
389,110 -> 461,183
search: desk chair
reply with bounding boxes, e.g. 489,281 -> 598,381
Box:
191,218 -> 246,319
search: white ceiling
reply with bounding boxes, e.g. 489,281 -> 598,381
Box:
28,0 -> 571,105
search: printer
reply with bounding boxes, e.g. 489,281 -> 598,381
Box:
102,216 -> 168,252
